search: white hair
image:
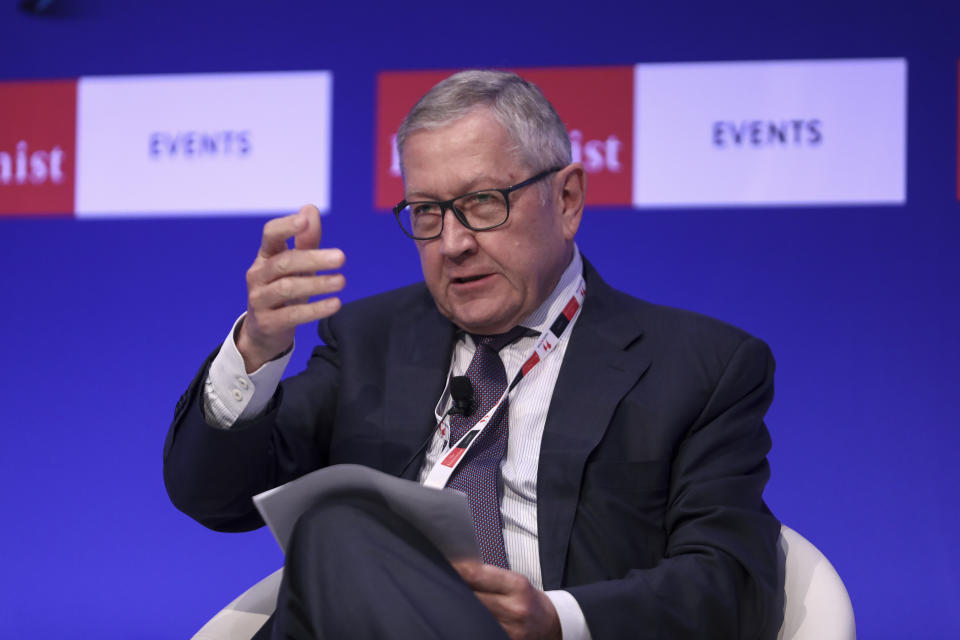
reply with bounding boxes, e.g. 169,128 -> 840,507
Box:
395,70 -> 572,181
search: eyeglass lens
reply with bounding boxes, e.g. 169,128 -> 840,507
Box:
399,190 -> 508,238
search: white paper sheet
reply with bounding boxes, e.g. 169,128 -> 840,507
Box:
252,464 -> 480,562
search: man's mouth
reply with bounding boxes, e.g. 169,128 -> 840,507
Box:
453,274 -> 490,284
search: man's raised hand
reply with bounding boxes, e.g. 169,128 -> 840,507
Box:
236,204 -> 345,372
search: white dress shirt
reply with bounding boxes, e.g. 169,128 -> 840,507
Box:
203,246 -> 591,640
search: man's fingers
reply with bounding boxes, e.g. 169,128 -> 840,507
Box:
473,591 -> 521,622
451,560 -> 484,584
473,590 -> 508,611
259,211 -> 308,258
453,561 -> 517,594
270,248 -> 345,277
248,248 -> 346,286
294,204 -> 322,251
251,298 -> 343,336
283,297 -> 343,325
251,273 -> 346,309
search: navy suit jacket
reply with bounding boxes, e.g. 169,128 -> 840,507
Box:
164,261 -> 783,639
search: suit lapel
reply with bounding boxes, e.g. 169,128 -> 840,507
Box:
383,290 -> 457,479
537,265 -> 651,590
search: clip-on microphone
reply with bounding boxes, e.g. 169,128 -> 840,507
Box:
448,375 -> 475,418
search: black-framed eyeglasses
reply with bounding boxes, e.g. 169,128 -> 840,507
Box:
392,166 -> 564,240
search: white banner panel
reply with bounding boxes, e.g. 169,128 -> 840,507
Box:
632,59 -> 906,207
75,71 -> 332,217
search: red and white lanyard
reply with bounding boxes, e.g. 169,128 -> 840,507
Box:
423,276 -> 586,489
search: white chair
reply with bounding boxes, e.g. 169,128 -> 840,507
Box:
192,568 -> 283,640
193,525 -> 855,640
777,525 -> 856,640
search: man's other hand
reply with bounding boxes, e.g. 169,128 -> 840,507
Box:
453,560 -> 562,640
237,204 -> 346,372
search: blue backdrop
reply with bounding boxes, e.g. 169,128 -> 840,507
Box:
1,1 -> 957,637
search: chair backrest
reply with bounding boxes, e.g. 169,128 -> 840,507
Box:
193,525 -> 856,640
192,568 -> 283,640
777,525 -> 856,640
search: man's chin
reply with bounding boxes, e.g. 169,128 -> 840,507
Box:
444,303 -> 521,335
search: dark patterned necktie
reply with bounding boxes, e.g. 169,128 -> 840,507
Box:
446,327 -> 527,568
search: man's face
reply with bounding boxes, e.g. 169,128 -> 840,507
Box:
402,108 -> 579,335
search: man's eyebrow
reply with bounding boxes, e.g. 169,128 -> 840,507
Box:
405,174 -> 510,201
403,189 -> 438,201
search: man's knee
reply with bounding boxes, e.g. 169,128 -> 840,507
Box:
289,492 -> 392,551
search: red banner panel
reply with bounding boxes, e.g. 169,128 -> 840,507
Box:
0,79 -> 77,216
374,66 -> 633,210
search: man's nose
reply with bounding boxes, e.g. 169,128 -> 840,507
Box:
438,208 -> 478,256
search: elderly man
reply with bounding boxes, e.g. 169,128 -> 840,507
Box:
164,70 -> 783,640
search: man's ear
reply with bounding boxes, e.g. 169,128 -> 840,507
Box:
555,163 -> 586,241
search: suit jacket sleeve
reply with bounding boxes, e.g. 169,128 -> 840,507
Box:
162,323 -> 343,532
162,282 -> 446,532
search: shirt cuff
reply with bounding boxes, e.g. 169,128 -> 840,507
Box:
544,590 -> 593,640
202,313 -> 293,428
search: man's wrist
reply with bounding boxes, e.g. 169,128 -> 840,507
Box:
234,315 -> 293,374
203,313 -> 293,428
